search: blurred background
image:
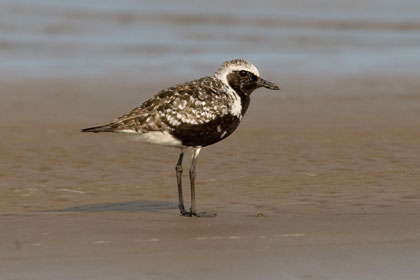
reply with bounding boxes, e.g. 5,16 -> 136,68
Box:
1,0 -> 420,81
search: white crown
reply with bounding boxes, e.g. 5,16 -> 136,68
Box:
214,59 -> 260,86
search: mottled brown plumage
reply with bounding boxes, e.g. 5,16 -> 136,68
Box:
87,77 -> 234,136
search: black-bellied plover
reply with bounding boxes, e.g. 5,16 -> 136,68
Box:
82,59 -> 279,217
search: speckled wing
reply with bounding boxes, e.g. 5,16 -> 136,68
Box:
106,77 -> 232,133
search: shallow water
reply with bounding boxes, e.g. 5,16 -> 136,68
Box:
1,0 -> 420,79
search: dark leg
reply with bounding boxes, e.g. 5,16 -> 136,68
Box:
189,147 -> 216,217
175,148 -> 189,216
189,147 -> 200,215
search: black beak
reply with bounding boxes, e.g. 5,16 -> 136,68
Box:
257,77 -> 280,90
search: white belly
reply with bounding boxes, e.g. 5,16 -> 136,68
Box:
117,130 -> 183,147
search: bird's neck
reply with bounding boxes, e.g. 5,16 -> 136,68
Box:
230,87 -> 251,116
238,92 -> 250,116
216,76 -> 251,117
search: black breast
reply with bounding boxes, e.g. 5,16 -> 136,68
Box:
171,114 -> 242,147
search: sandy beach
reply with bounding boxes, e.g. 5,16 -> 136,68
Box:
1,74 -> 420,279
2,211 -> 420,280
2,0 -> 420,279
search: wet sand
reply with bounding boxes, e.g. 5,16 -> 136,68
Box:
2,212 -> 420,280
1,74 -> 420,279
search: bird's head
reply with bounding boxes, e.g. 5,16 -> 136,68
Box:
215,59 -> 279,96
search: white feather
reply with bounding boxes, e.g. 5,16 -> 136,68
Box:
117,130 -> 183,147
214,62 -> 260,87
214,61 -> 259,118
228,87 -> 242,119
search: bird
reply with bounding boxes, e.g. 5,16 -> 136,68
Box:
82,59 -> 279,217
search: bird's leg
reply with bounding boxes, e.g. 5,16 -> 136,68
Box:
175,148 -> 189,216
189,147 -> 216,217
189,147 -> 200,215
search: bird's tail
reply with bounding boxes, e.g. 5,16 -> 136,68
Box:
81,124 -> 115,133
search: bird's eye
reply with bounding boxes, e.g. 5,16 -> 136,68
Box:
251,74 -> 258,81
239,70 -> 247,77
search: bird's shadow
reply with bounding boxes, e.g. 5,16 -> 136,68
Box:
51,200 -> 177,214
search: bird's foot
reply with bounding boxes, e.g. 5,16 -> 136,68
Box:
189,211 -> 217,218
179,206 -> 217,217
179,205 -> 191,216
